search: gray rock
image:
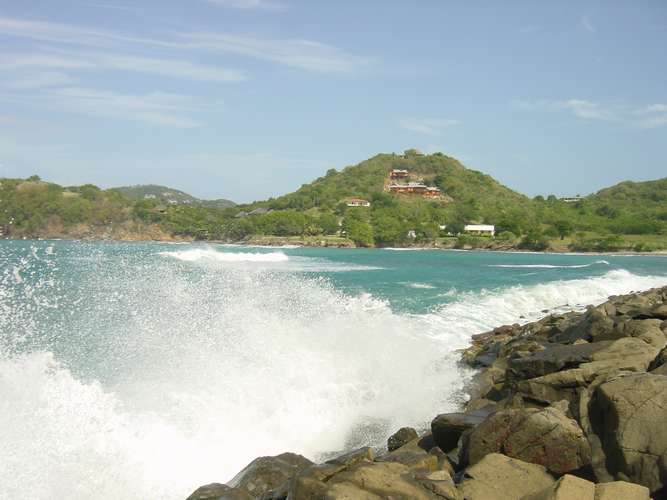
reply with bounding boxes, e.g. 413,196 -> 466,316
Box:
431,409 -> 491,452
227,452 -> 312,498
590,372 -> 667,494
186,483 -> 252,500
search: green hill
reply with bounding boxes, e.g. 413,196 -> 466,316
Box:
112,184 -> 235,209
1,153 -> 665,251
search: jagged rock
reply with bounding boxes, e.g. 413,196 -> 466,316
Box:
458,453 -> 555,500
431,409 -> 491,452
418,469 -> 462,499
462,406 -> 591,475
516,337 -> 660,406
186,483 -> 252,500
522,474 -> 595,500
594,481 -> 650,499
387,427 -> 418,452
508,342 -> 610,379
589,372 -> 667,494
227,452 -> 312,498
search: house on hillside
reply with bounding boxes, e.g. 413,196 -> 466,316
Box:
345,198 -> 371,207
388,183 -> 441,198
390,169 -> 409,180
560,195 -> 584,203
464,224 -> 495,237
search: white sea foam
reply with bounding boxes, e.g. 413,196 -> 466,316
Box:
489,260 -> 610,269
160,248 -> 290,263
406,282 -> 436,289
1,245 -> 666,500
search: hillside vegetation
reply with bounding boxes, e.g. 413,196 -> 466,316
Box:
112,184 -> 235,209
1,152 -> 666,252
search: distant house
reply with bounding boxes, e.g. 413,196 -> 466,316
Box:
143,194 -> 157,200
464,224 -> 495,237
407,230 -> 417,238
345,198 -> 371,207
390,169 -> 409,180
560,195 -> 584,203
388,183 -> 441,198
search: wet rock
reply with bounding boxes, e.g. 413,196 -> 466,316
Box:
325,446 -> 374,467
387,427 -> 418,452
227,452 -> 312,499
523,474 -> 595,500
462,406 -> 591,475
589,372 -> 667,494
186,483 -> 252,500
508,342 -> 610,379
457,453 -> 555,500
431,409 -> 491,452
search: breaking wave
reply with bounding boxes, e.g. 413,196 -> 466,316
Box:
489,260 -> 610,269
159,248 -> 290,263
1,243 -> 666,500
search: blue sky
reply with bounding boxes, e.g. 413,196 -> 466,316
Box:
0,0 -> 665,202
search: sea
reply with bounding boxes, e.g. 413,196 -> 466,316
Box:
1,239 -> 666,499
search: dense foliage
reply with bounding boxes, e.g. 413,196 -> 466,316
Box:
1,152 -> 665,251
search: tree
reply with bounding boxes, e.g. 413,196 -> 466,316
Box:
553,219 -> 574,240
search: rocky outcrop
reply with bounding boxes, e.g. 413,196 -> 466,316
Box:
187,286 -> 667,500
461,406 -> 591,474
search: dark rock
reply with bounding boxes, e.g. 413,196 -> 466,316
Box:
508,342 -> 610,380
227,452 -> 312,499
431,409 -> 491,452
387,426 -> 418,452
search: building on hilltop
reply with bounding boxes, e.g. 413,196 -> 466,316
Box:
390,169 -> 409,180
345,198 -> 371,207
388,182 -> 441,198
464,224 -> 495,236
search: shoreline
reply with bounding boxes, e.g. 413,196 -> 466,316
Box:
4,235 -> 667,256
188,286 -> 667,499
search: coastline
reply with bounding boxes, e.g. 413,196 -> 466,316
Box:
4,234 -> 666,256
187,286 -> 667,499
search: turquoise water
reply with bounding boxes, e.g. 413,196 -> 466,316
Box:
1,240 -> 666,499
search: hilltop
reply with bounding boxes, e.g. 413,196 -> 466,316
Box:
1,152 -> 665,251
112,184 -> 235,209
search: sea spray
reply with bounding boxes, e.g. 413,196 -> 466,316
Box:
1,241 -> 666,500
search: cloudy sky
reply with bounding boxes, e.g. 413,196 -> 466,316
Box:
0,0 -> 665,202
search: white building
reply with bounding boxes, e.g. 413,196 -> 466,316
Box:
464,224 -> 495,236
345,198 -> 371,207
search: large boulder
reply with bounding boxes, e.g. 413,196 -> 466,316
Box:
462,406 -> 591,475
458,453 -> 555,500
522,474 -> 595,500
594,481 -> 650,500
226,452 -> 312,498
186,483 -> 251,500
431,409 -> 491,452
589,372 -> 667,494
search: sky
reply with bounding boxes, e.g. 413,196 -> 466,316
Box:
0,0 -> 665,203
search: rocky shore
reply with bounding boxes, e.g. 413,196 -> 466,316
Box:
187,286 -> 667,499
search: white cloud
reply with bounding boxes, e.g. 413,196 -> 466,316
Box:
557,99 -> 612,120
0,51 -> 246,82
5,71 -> 78,90
39,87 -> 205,127
178,33 -> 369,73
205,0 -> 285,10
0,16 -> 369,74
581,15 -> 596,33
397,117 -> 460,136
514,99 -> 667,129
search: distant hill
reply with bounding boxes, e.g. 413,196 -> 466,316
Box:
113,184 -> 235,209
244,150 -> 529,218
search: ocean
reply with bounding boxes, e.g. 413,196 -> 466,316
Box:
1,240 -> 666,499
